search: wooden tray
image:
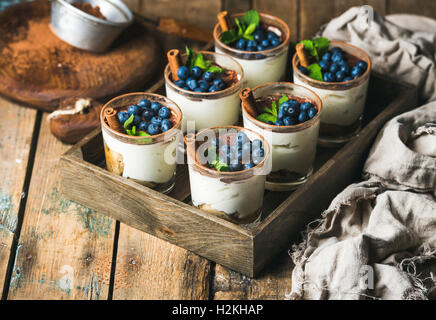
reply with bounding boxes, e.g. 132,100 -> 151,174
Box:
60,74 -> 417,277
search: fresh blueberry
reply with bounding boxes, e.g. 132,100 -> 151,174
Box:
151,116 -> 163,125
209,85 -> 218,93
322,52 -> 332,61
323,72 -> 335,82
213,79 -> 224,90
194,88 -> 203,92
246,46 -> 255,52
138,121 -> 148,131
229,163 -> 243,172
161,119 -> 173,132
340,64 -> 350,74
308,107 -> 318,119
117,111 -> 129,124
183,86 -> 190,91
275,120 -> 284,126
266,121 -> 274,125
133,115 -> 141,126
271,38 -> 281,47
336,71 -> 347,82
202,72 -> 214,82
261,39 -> 269,48
247,40 -> 257,50
331,53 -> 343,63
151,102 -> 162,114
256,45 -> 265,51
329,64 -> 339,74
337,59 -> 347,66
351,66 -> 363,78
252,147 -> 265,158
236,132 -> 249,145
220,144 -> 231,155
158,106 -> 171,119
319,60 -> 330,72
190,67 -> 203,80
147,123 -> 161,135
137,99 -> 151,109
267,32 -> 278,41
298,66 -> 310,75
186,77 -> 197,90
252,139 -> 262,150
283,117 -> 296,126
142,109 -> 154,121
177,66 -> 189,80
280,101 -> 291,112
128,104 -> 140,115
357,61 -> 368,71
331,47 -> 343,55
298,111 -> 309,123
277,110 -> 286,120
243,162 -> 255,170
344,77 -> 353,82
253,30 -> 265,42
174,80 -> 186,88
288,99 -> 300,109
300,102 -> 313,112
287,106 -> 298,117
236,39 -> 246,50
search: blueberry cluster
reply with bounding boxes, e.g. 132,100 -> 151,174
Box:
117,99 -> 173,136
207,132 -> 266,172
175,66 -> 228,93
275,100 -> 317,126
233,28 -> 281,52
300,47 -> 368,83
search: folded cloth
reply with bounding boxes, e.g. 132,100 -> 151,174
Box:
290,102 -> 436,300
318,7 -> 436,103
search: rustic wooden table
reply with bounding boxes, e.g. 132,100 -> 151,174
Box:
0,97 -> 293,299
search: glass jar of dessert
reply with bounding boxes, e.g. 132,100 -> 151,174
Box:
292,39 -> 371,147
185,126 -> 270,225
213,10 -> 290,88
241,83 -> 322,191
101,93 -> 182,194
164,48 -> 243,133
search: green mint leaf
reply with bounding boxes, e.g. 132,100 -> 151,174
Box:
126,129 -> 132,135
207,65 -> 224,73
257,113 -> 276,123
234,18 -> 244,37
241,9 -> 260,28
185,46 -> 195,69
271,101 -> 278,116
278,95 -> 289,107
131,126 -> 136,136
307,63 -> 323,81
313,37 -> 330,58
123,114 -> 134,130
299,39 -> 318,61
242,34 -> 254,41
220,30 -> 238,44
194,53 -> 212,70
214,160 -> 230,172
137,131 -> 150,137
263,107 -> 274,115
244,23 -> 257,37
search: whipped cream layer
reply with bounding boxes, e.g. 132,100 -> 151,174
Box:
165,84 -> 240,132
293,72 -> 369,127
243,114 -> 319,175
102,130 -> 179,184
189,167 -> 265,220
215,47 -> 289,89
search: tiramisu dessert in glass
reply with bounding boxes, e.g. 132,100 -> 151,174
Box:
101,93 -> 182,194
292,38 -> 371,146
185,126 -> 270,225
213,10 -> 290,88
165,47 -> 243,132
241,83 -> 322,191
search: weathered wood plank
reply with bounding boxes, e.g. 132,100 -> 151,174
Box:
0,98 -> 36,294
113,225 -> 211,300
121,0 -> 140,11
137,0 -> 222,29
253,0 -> 299,43
7,114 -> 116,300
387,0 -> 436,17
300,0 -> 387,40
223,0 -> 252,13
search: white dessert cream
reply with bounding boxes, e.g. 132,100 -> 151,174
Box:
213,13 -> 291,89
185,127 -> 270,225
101,93 -> 182,194
164,52 -> 243,133
292,41 -> 371,145
241,83 -> 323,191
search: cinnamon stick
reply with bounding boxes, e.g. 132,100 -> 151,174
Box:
240,88 -> 258,118
296,43 -> 311,68
105,107 -> 125,133
217,11 -> 232,32
167,49 -> 182,81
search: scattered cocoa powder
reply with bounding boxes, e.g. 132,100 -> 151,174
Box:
73,2 -> 106,20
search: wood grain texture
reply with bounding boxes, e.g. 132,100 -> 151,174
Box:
7,114 -> 116,300
137,0 -> 221,30
300,0 -> 387,40
0,0 -> 160,111
0,98 -> 36,293
253,0 -> 299,43
113,225 -> 211,299
387,0 -> 436,16
223,0 -> 252,13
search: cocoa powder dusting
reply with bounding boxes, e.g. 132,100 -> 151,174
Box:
73,2 -> 106,20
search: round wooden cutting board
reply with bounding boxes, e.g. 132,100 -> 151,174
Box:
0,0 -> 161,111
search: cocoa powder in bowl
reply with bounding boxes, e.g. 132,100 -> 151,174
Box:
73,2 -> 106,20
